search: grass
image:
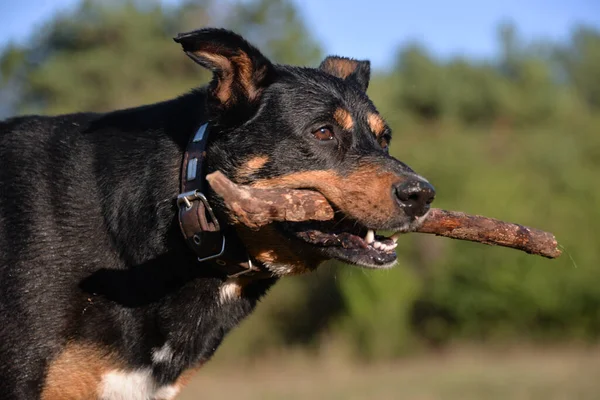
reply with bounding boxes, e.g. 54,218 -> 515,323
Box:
178,345 -> 600,400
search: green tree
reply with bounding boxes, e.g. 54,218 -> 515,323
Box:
224,0 -> 322,66
557,26 -> 600,111
393,45 -> 447,120
0,0 -> 322,116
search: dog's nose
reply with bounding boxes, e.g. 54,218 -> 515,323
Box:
394,180 -> 436,218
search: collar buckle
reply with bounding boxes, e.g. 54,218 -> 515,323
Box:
226,257 -> 259,278
177,190 -> 225,262
178,122 -> 270,279
177,190 -> 220,231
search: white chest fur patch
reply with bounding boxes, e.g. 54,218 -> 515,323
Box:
264,261 -> 296,276
152,342 -> 174,364
99,369 -> 179,400
219,278 -> 243,304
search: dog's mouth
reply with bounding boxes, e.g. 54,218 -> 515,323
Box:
280,215 -> 425,269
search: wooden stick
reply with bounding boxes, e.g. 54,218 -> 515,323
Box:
206,171 -> 334,229
415,208 -> 561,258
206,171 -> 561,259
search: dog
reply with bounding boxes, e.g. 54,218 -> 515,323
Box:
0,28 -> 435,399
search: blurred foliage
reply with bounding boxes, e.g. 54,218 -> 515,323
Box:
1,0 -> 599,360
0,0 -> 322,116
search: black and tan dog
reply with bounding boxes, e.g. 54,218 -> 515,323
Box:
0,28 -> 434,399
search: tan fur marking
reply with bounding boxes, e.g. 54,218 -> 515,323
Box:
246,155 -> 269,170
237,225 -> 324,276
252,165 -> 403,227
195,51 -> 262,104
219,278 -> 244,303
172,364 -> 205,394
41,343 -> 121,400
236,155 -> 269,182
334,108 -> 354,131
196,51 -> 234,104
231,53 -> 261,100
322,58 -> 359,79
368,113 -> 386,136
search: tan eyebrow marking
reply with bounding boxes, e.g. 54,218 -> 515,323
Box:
333,108 -> 354,131
367,113 -> 386,136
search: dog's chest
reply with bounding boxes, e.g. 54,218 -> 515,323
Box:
99,369 -> 179,400
78,279 -> 266,399
97,291 -> 244,400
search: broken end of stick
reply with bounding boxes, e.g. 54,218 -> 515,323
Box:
418,208 -> 562,259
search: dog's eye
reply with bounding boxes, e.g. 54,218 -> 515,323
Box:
313,127 -> 335,141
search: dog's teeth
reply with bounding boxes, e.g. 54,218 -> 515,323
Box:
372,240 -> 398,252
384,243 -> 397,252
391,233 -> 402,243
365,229 -> 375,244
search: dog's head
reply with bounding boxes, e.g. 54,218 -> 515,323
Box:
175,28 -> 435,275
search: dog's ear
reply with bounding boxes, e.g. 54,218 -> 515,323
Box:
319,56 -> 371,92
174,28 -> 276,107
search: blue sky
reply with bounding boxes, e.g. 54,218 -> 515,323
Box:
1,0 -> 599,68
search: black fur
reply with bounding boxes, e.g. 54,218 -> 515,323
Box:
0,28 -> 430,399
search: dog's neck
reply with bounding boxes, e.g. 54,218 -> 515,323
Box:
79,90 -> 278,381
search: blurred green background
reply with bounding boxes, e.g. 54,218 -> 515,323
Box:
1,0 -> 599,398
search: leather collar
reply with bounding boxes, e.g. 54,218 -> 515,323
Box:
178,123 -> 271,279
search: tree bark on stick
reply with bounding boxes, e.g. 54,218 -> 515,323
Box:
206,171 -> 334,229
416,208 -> 561,258
206,171 -> 561,259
